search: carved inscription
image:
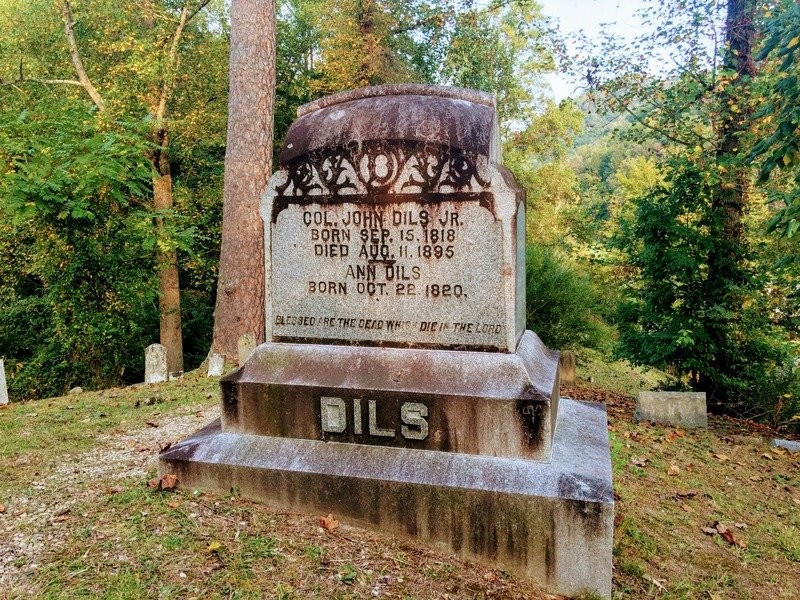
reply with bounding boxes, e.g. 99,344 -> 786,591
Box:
320,397 -> 429,441
271,198 -> 506,348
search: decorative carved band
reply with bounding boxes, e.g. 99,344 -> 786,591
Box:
275,141 -> 491,198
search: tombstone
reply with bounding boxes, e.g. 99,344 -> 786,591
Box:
773,438 -> 800,453
144,343 -> 168,384
635,391 -> 708,429
0,358 -> 8,405
559,350 -> 576,386
237,333 -> 257,365
207,353 -> 225,377
160,85 -> 613,598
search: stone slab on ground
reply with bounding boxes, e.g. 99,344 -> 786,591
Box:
160,398 -> 614,599
0,358 -> 8,405
773,438 -> 800,453
635,391 -> 708,428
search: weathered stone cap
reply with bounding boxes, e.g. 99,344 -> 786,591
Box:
225,330 -> 558,403
281,84 -> 499,165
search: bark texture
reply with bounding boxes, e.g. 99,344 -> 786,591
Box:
212,0 -> 276,359
153,153 -> 184,374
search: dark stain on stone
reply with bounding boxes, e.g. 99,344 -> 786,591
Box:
221,381 -> 240,427
563,498 -> 611,539
545,511 -> 556,584
468,495 -> 499,560
515,399 -> 544,453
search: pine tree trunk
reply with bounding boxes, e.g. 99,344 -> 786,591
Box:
212,0 -> 276,359
153,152 -> 184,374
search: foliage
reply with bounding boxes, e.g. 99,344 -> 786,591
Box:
525,243 -> 611,351
0,99 -> 159,399
615,159 -> 798,423
572,0 -> 799,420
751,0 -> 800,257
443,0 -> 554,129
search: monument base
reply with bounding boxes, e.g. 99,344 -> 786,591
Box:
159,398 -> 614,599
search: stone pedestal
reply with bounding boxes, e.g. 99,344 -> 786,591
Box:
161,394 -> 613,598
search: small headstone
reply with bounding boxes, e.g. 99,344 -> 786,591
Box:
560,351 -> 576,386
0,358 -> 8,405
144,343 -> 168,384
207,353 -> 225,377
68,386 -> 83,395
635,391 -> 707,428
773,438 -> 800,453
237,333 -> 257,365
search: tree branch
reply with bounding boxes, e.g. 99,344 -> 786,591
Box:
605,86 -> 706,148
60,0 -> 105,111
155,0 -> 212,125
1,77 -> 84,88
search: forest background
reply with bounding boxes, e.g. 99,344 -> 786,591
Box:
0,0 -> 798,428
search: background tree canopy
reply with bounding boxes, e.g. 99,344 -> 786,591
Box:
0,0 -> 797,427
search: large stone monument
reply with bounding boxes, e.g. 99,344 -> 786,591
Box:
160,85 -> 613,598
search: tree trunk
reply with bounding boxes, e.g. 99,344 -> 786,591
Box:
153,147 -> 184,374
702,0 -> 757,404
212,0 -> 276,359
713,0 -> 758,278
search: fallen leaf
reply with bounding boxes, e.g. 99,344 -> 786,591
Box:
668,464 -> 680,476
207,541 -> 222,553
643,574 -> 667,592
147,473 -> 178,491
708,592 -> 724,600
159,441 -> 173,452
0,504 -> 5,514
749,475 -> 764,482
792,497 -> 800,506
713,453 -> 730,462
734,522 -> 747,529
762,453 -> 775,461
167,501 -> 181,509
319,513 -> 340,531
483,571 -> 498,582
680,503 -> 692,513
630,457 -> 648,467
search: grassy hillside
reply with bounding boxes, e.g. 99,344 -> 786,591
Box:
0,366 -> 798,599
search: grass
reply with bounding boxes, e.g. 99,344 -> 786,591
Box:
1,369 -> 799,599
573,347 -> 672,396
